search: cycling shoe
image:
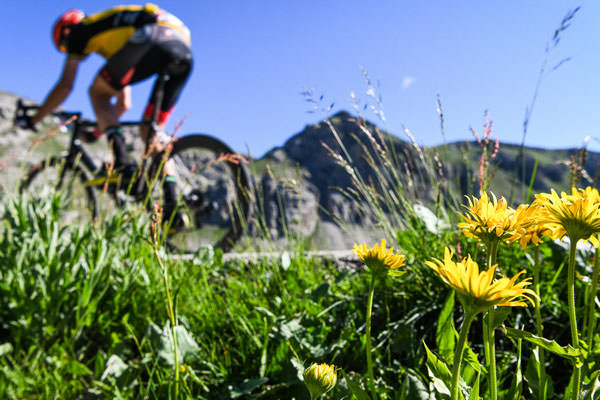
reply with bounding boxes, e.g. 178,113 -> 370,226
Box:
90,163 -> 139,193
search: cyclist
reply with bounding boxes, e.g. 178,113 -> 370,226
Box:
23,3 -> 192,225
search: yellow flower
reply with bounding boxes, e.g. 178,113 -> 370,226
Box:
426,248 -> 538,314
508,203 -> 553,250
303,363 -> 337,399
352,239 -> 406,277
534,187 -> 600,246
458,192 -> 523,245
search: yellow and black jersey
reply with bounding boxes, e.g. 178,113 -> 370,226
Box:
65,3 -> 190,59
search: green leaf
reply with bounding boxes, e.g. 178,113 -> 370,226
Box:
229,377 -> 269,398
582,369 -> 600,399
424,342 -> 452,383
564,369 -> 576,399
279,318 -> 304,339
507,334 -> 523,400
290,357 -> 305,381
491,307 -> 512,328
400,368 -> 430,400
341,370 -> 371,400
146,321 -> 201,366
94,352 -> 106,377
468,371 -> 480,400
100,355 -> 128,382
424,341 -> 452,397
67,360 -> 92,377
427,367 -> 450,398
524,349 -> 541,397
524,348 -> 554,400
504,327 -> 583,366
436,292 -> 457,363
0,343 -> 13,357
463,345 -> 486,375
388,269 -> 406,278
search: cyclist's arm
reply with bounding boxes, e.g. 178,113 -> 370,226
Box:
31,56 -> 81,124
116,85 -> 131,117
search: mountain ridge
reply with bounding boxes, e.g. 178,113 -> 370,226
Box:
1,90 -> 596,249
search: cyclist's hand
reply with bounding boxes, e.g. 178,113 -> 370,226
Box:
16,114 -> 38,132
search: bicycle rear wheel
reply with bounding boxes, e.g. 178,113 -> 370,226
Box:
19,156 -> 97,225
156,134 -> 251,252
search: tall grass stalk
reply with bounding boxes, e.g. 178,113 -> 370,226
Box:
533,246 -> 547,400
322,112 -> 457,243
314,72 -> 468,243
514,7 -> 580,202
151,203 -> 180,398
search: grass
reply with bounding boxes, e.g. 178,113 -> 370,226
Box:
0,191 -> 382,398
0,185 -> 593,399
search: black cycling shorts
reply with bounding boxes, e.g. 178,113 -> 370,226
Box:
99,24 -> 193,124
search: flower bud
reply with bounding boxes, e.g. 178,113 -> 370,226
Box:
303,363 -> 337,399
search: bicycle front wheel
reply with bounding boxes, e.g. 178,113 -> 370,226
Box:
19,156 -> 97,225
156,134 -> 251,253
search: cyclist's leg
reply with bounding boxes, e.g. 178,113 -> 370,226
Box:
130,26 -> 192,226
140,28 -> 193,148
90,25 -> 155,168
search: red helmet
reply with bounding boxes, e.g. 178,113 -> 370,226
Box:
52,9 -> 84,52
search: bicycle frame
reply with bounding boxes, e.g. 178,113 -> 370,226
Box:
17,102 -> 148,191
16,88 -> 171,195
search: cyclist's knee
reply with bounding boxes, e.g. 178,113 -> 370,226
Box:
89,74 -> 117,99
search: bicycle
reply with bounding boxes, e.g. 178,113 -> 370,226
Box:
14,73 -> 251,253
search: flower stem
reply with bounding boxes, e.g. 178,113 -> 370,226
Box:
568,239 -> 581,400
487,311 -> 498,400
485,239 -> 499,400
451,311 -> 476,400
365,273 -> 377,400
533,246 -> 547,400
586,253 -> 600,351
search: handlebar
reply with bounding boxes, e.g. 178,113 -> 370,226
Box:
15,99 -> 82,123
14,99 -> 141,130
14,98 -> 104,138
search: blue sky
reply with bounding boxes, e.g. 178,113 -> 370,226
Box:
2,1 -> 598,157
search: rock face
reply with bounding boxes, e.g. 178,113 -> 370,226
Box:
254,111 -> 421,248
0,92 -> 45,194
259,172 -> 320,240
